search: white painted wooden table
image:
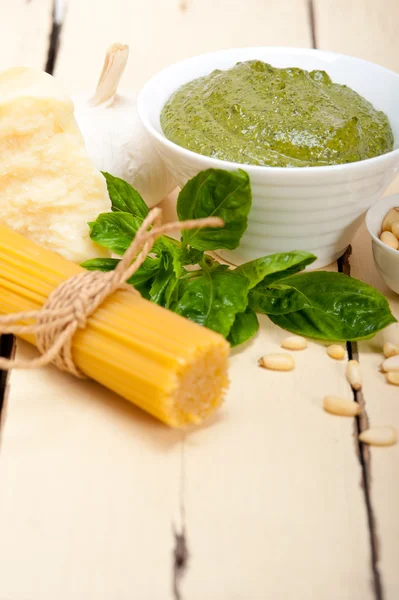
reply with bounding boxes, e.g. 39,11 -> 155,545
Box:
0,2 -> 398,599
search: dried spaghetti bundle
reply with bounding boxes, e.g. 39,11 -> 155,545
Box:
0,225 -> 229,427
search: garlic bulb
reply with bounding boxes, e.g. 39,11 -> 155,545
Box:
73,43 -> 176,208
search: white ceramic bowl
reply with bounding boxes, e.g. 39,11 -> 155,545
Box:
366,194 -> 399,294
138,47 -> 399,268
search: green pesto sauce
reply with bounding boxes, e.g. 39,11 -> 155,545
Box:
160,60 -> 394,167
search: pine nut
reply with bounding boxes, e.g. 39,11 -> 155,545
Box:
392,222 -> 399,239
381,355 -> 399,372
383,342 -> 399,358
359,427 -> 398,447
327,344 -> 345,360
258,353 -> 295,371
346,359 -> 362,391
380,231 -> 399,250
281,335 -> 307,350
386,371 -> 399,386
323,395 -> 362,417
382,206 -> 399,232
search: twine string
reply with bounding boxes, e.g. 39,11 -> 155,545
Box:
0,208 -> 223,378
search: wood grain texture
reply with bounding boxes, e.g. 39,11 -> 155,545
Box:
54,0 -> 311,92
314,0 -> 399,72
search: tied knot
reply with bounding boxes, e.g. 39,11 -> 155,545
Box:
36,270 -> 118,378
0,208 -> 224,377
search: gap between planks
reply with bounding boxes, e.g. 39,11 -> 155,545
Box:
338,251 -> 384,600
0,336 -> 14,428
307,0 -> 317,49
45,0 -> 66,74
173,438 -> 189,600
309,8 -> 383,596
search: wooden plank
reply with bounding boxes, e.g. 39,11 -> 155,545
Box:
0,342 -> 182,599
349,181 -> 399,600
54,0 -> 311,92
316,3 -> 399,595
314,0 -> 399,72
0,0 -> 54,71
181,314 -> 374,600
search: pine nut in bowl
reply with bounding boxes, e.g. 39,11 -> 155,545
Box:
366,194 -> 399,294
138,47 -> 399,268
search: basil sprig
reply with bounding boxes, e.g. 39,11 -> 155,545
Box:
82,171 -> 395,345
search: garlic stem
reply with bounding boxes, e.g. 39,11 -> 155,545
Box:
91,43 -> 129,107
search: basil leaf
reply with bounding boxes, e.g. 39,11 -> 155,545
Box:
235,251 -> 316,289
174,268 -> 249,338
228,307 -> 259,347
158,240 -> 183,279
249,283 -> 311,315
165,276 -> 180,308
89,212 -> 142,255
180,246 -> 204,266
263,272 -> 396,341
89,212 -> 182,263
82,255 -> 162,300
149,269 -> 173,305
102,172 -> 149,219
86,171 -> 394,347
81,258 -> 120,272
177,168 -> 251,251
127,258 -> 162,289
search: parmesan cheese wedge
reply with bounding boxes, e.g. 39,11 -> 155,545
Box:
0,67 -> 111,262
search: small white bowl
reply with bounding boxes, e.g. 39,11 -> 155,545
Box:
138,47 -> 399,268
366,194 -> 399,294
